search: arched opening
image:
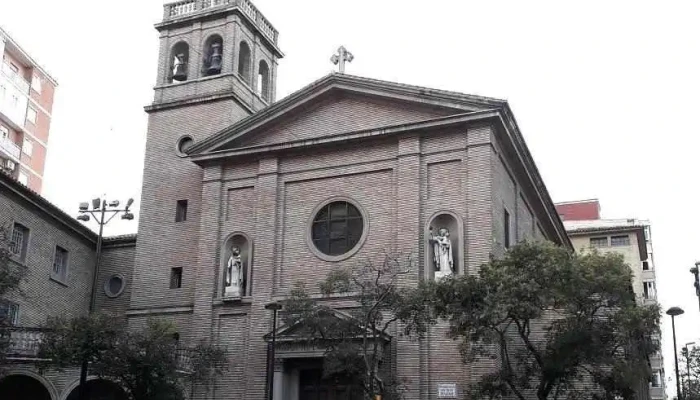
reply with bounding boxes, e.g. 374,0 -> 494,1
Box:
237,41 -> 251,85
169,41 -> 189,83
221,233 -> 253,299
66,379 -> 127,400
202,34 -> 223,76
0,374 -> 52,400
425,211 -> 464,280
257,60 -> 270,101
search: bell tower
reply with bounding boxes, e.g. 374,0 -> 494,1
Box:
130,1 -> 283,315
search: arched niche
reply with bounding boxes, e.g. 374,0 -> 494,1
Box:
169,41 -> 189,83
257,60 -> 270,101
220,232 -> 253,300
424,211 -> 464,280
202,34 -> 223,76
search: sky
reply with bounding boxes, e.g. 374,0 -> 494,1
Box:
3,0 -> 700,396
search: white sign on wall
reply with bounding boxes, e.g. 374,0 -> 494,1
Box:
437,383 -> 457,399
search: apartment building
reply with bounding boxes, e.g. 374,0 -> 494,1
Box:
0,27 -> 57,193
556,199 -> 666,400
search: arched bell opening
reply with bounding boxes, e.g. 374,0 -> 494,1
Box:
257,60 -> 270,101
425,211 -> 464,281
169,41 -> 190,83
237,41 -> 252,85
221,232 -> 253,299
202,34 -> 223,76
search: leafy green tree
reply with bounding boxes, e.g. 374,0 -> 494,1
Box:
38,314 -> 227,400
681,346 -> 700,400
0,225 -> 28,363
283,253 -> 435,400
431,241 -> 660,400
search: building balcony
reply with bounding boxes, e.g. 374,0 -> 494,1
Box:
649,386 -> 664,399
163,0 -> 278,44
0,135 -> 21,161
1,62 -> 30,94
5,327 -> 195,373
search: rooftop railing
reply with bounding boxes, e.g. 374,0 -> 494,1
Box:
163,0 -> 278,44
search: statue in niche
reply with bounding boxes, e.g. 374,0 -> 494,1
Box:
429,227 -> 454,280
172,53 -> 187,81
225,246 -> 244,297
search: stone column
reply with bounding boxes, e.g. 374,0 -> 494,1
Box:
395,135 -> 422,400
273,359 -> 284,400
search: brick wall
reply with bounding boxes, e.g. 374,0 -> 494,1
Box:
0,188 -> 94,327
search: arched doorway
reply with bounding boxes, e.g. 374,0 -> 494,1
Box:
66,379 -> 126,400
0,374 -> 52,400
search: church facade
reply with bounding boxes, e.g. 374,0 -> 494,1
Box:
127,2 -> 570,400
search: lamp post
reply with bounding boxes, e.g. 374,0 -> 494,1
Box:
76,197 -> 134,400
690,262 -> 700,312
668,307 -> 685,400
685,342 -> 696,399
265,301 -> 283,400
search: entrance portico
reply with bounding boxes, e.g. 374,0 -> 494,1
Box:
265,310 -> 391,400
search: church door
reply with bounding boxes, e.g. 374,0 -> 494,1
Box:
299,369 -> 362,400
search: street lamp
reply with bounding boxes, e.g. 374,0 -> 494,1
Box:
684,342 -> 696,399
265,302 -> 283,400
668,307 -> 686,400
75,197 -> 135,400
690,262 -> 700,312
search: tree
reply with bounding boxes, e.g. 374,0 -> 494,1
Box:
431,241 -> 660,400
283,253 -> 435,400
0,225 -> 28,363
681,346 -> 700,400
38,314 -> 228,400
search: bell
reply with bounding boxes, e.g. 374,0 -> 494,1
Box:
207,42 -> 222,75
172,53 -> 188,82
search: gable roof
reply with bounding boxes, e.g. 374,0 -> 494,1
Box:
187,73 -> 506,156
185,73 -> 571,248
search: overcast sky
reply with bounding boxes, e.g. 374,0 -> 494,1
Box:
3,0 -> 700,396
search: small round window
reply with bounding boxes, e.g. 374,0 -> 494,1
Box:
104,274 -> 125,298
311,201 -> 364,257
176,136 -> 194,157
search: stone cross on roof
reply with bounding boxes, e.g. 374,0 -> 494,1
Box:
330,46 -> 354,74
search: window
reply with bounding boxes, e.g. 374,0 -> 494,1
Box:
504,209 -> 512,249
0,300 -> 19,326
643,281 -> 656,300
650,370 -> 661,388
590,237 -> 608,248
17,171 -> 28,186
175,200 -> 188,222
0,125 -> 8,139
311,201 -> 364,256
104,274 -> 125,298
643,261 -> 650,271
26,107 -> 37,125
237,41 -> 252,84
31,75 -> 41,93
52,246 -> 68,282
10,223 -> 29,261
170,267 -> 183,289
22,139 -> 33,157
9,63 -> 18,73
258,60 -> 270,101
610,235 -> 630,247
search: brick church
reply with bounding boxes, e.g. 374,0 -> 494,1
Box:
0,1 -> 569,399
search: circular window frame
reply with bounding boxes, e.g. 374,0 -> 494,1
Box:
175,135 -> 195,158
104,274 -> 126,298
306,196 -> 369,262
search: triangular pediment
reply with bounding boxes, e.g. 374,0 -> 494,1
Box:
264,307 -> 391,343
188,73 -> 505,157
